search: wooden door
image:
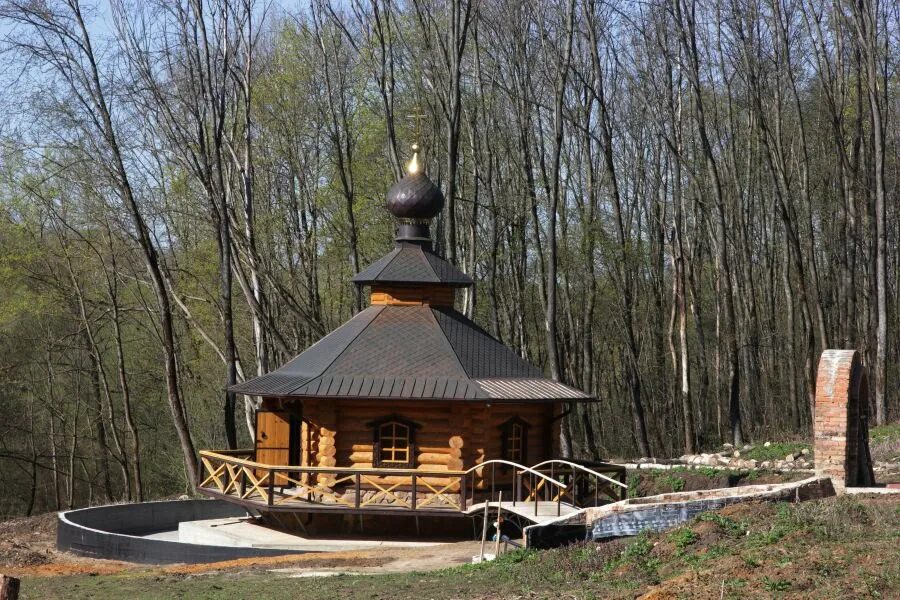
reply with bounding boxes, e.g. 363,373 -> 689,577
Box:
255,410 -> 293,485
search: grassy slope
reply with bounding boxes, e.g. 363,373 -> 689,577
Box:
22,495 -> 899,600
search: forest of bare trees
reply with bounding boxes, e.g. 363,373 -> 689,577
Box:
0,0 -> 896,517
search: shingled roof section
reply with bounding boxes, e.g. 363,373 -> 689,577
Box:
352,242 -> 474,287
229,305 -> 592,402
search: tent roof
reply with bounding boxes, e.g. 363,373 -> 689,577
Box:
230,305 -> 591,402
352,243 -> 474,288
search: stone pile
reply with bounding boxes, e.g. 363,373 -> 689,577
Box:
682,445 -> 813,471
630,443 -> 814,472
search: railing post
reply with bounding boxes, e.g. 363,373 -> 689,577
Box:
513,472 -> 518,507
267,469 -> 275,507
533,473 -> 538,517
411,474 -> 417,511
355,472 -> 361,509
459,473 -> 467,511
240,467 -> 247,498
491,463 -> 495,503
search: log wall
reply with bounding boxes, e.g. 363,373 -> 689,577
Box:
286,398 -> 558,489
369,285 -> 455,306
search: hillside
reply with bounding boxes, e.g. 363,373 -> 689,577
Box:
14,494 -> 899,599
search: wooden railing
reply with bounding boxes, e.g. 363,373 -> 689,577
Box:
199,450 -> 469,512
198,451 -> 624,517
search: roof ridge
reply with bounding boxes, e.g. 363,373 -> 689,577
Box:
432,306 -> 543,378
428,305 -> 472,378
420,245 -> 442,281
403,244 -> 440,282
425,306 -> 471,379
370,245 -> 400,281
284,305 -> 386,395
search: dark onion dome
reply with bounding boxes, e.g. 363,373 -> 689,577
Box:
354,158 -> 471,285
386,172 -> 444,221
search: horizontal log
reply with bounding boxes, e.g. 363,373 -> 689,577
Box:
417,446 -> 462,458
331,430 -> 470,444
317,456 -> 337,467
411,462 -> 464,472
336,424 -> 454,435
445,459 -> 464,471
318,445 -> 336,458
349,451 -> 373,462
347,441 -> 459,451
335,403 -> 454,412
417,453 -> 465,467
336,408 -> 454,418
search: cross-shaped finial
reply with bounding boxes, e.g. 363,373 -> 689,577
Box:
405,105 -> 426,174
407,105 -> 426,146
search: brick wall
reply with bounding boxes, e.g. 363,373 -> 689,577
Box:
813,350 -> 875,492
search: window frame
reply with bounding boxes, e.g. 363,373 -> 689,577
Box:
369,415 -> 420,468
499,416 -> 530,465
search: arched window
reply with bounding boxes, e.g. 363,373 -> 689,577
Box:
499,417 -> 530,465
370,416 -> 419,468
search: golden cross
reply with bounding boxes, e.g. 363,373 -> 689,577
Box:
407,105 -> 426,146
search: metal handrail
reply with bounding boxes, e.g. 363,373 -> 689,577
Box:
463,459 -> 567,491
528,459 -> 628,489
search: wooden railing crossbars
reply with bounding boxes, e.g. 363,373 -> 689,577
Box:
197,450 -> 626,517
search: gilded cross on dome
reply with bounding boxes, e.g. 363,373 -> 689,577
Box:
406,105 -> 427,174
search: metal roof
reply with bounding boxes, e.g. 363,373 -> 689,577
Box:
352,242 -> 474,287
230,305 -> 591,402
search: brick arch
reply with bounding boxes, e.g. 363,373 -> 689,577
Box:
813,350 -> 875,492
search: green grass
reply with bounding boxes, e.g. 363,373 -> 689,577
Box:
870,422 -> 900,462
693,466 -> 725,477
668,527 -> 698,554
742,441 -> 811,462
698,511 -> 748,536
871,422 -> 900,443
660,474 -> 685,492
762,576 -> 792,592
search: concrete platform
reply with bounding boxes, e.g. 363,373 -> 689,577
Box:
178,518 -> 448,551
58,499 -> 307,564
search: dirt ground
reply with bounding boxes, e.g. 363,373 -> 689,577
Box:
163,540 -> 483,577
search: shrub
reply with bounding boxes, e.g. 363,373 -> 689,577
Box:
698,512 -> 748,536
668,528 -> 698,555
